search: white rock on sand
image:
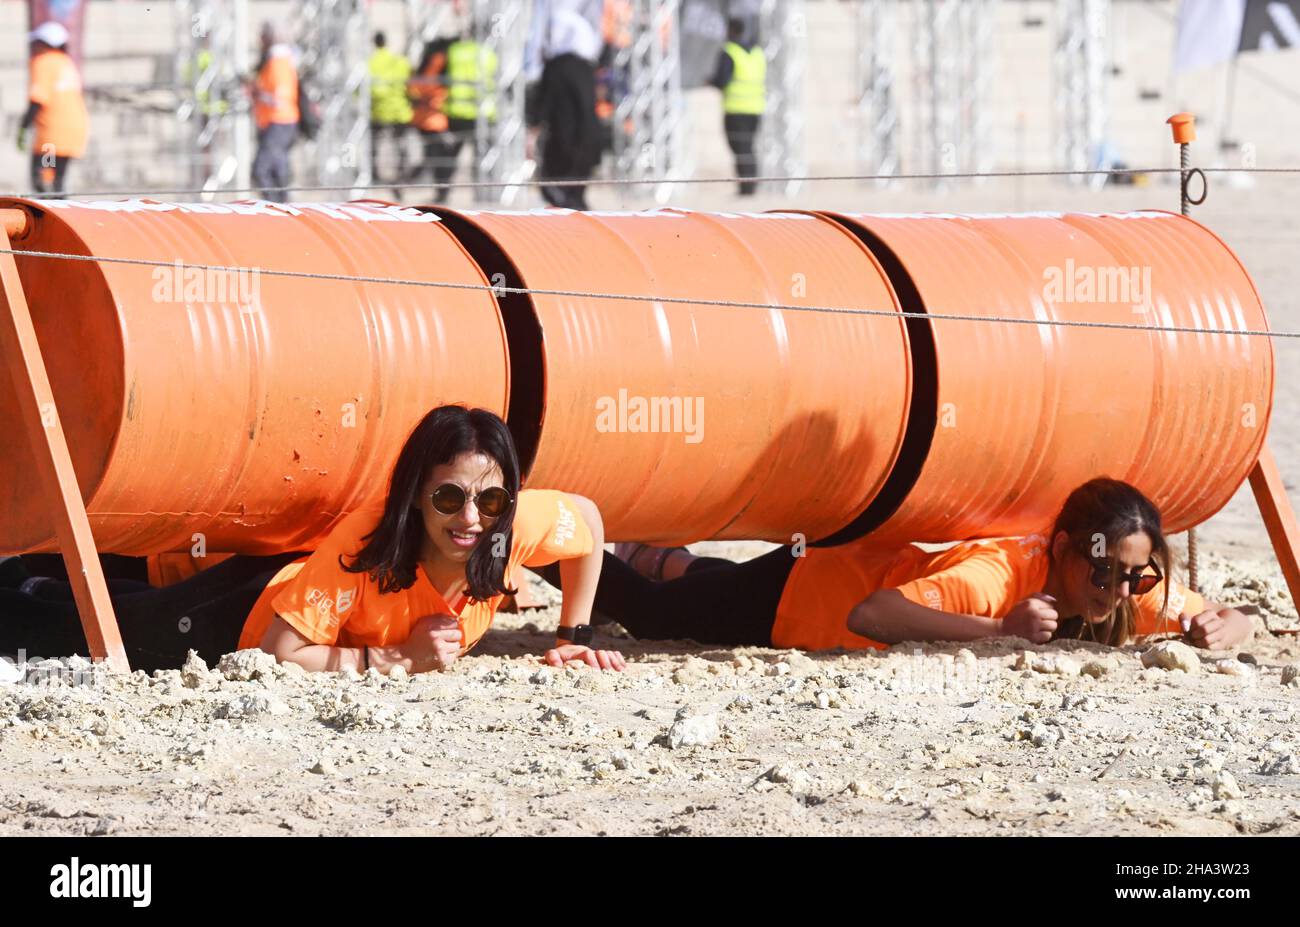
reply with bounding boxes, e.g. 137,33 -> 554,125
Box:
664,711 -> 721,749
1016,651 -> 1081,676
216,649 -> 278,682
180,651 -> 212,689
0,659 -> 22,686
1141,641 -> 1201,673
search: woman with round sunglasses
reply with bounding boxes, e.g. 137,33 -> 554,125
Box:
240,405 -> 625,674
565,478 -> 1252,652
0,405 -> 624,675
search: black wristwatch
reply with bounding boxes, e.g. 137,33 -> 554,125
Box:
556,624 -> 594,647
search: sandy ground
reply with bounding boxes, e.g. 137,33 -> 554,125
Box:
1,548 -> 1297,837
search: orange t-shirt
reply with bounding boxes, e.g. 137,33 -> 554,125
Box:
28,49 -> 89,158
147,552 -> 235,587
254,52 -> 299,129
773,534 -> 1205,651
238,489 -> 593,653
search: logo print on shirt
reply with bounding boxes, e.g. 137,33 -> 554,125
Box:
923,588 -> 943,610
1018,533 -> 1048,560
553,499 -> 577,547
305,587 -> 334,620
336,588 -> 356,614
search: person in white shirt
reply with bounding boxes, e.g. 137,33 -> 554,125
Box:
524,0 -> 606,210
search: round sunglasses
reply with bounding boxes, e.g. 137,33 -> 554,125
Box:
1079,547 -> 1162,596
427,483 -> 512,518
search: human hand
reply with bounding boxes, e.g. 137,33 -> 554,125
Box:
1182,609 -> 1248,650
1002,593 -> 1059,644
543,644 -> 626,672
403,613 -> 463,672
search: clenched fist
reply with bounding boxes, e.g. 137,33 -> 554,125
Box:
403,613 -> 463,673
1002,593 -> 1059,644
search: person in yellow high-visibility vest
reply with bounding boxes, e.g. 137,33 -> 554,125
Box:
709,18 -> 766,196
369,32 -> 413,196
434,32 -> 497,199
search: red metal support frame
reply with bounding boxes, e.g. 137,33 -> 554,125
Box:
1249,444 -> 1300,614
0,212 -> 129,672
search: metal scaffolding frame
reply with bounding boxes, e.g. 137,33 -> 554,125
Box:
293,0 -> 372,197
855,0 -> 899,185
612,0 -> 690,202
175,0 -> 251,197
961,0 -> 998,181
1053,0 -> 1110,186
472,0 -> 530,205
909,0 -> 997,189
403,0 -> 455,68
757,0 -> 806,197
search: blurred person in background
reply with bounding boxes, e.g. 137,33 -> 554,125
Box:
525,0 -> 604,210
369,31 -> 413,199
426,18 -> 499,202
709,17 -> 765,196
250,22 -> 299,203
19,22 -> 88,198
408,36 -> 455,202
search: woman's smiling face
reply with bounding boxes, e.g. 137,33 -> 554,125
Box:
417,451 -> 506,567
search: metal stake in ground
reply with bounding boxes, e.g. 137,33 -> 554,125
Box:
1168,112 -> 1202,593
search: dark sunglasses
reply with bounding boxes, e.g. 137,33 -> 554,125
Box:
1079,547 -> 1162,596
428,483 -> 512,518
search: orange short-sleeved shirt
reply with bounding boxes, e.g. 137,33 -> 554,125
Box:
774,534 -> 1205,651
238,489 -> 592,653
28,49 -> 88,157
254,54 -> 299,129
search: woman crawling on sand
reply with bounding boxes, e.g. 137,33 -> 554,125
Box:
0,406 -> 624,675
556,478 -> 1252,653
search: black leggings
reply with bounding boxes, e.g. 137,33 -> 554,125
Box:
0,553 -> 305,674
541,548 -> 796,646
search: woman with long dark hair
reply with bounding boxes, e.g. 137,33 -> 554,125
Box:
566,479 -> 1253,652
0,406 -> 623,675
242,405 -> 622,674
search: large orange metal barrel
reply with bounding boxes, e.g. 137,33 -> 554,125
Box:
814,210 -> 1274,543
427,207 -> 913,545
0,198 -> 508,555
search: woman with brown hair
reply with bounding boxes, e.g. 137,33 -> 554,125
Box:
571,478 -> 1253,652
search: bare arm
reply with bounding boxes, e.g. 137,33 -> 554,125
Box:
847,589 -> 1003,645
259,615 -> 437,675
556,493 -> 604,632
545,494 -> 625,671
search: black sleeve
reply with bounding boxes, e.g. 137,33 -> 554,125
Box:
709,50 -> 732,90
525,78 -> 544,128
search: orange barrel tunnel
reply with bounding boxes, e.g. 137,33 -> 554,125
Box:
809,209 -> 1274,544
0,198 -> 509,555
422,206 -> 913,545
0,200 -> 1274,556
